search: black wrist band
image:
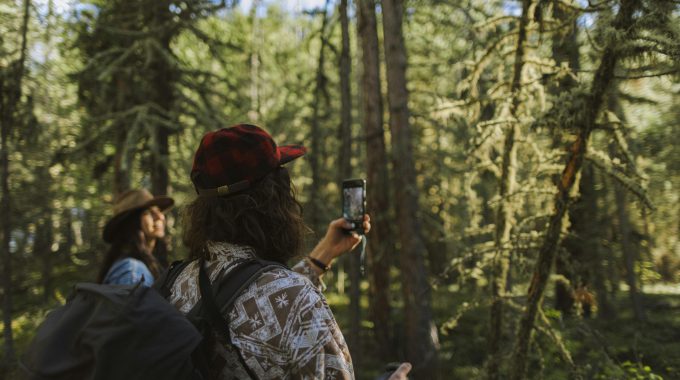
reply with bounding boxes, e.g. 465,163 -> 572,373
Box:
308,257 -> 330,273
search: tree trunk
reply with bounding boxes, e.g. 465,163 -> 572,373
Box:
37,210 -> 55,303
113,127 -> 132,195
357,0 -> 394,362
249,0 -> 261,121
0,0 -> 30,366
382,0 -> 438,376
0,80 -> 16,366
585,167 -> 615,319
509,1 -> 638,378
338,0 -> 352,184
552,1 -> 581,317
614,180 -> 646,321
608,91 -> 646,322
487,1 -> 530,378
308,1 -> 331,234
149,3 -> 174,196
337,0 -> 361,359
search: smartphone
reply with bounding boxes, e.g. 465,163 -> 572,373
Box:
342,178 -> 366,234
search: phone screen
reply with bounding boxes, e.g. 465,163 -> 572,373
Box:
342,179 -> 366,228
343,187 -> 364,221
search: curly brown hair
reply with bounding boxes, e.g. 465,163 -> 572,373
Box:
182,166 -> 309,263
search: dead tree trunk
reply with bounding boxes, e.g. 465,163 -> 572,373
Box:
382,0 -> 438,376
509,1 -> 638,378
357,0 -> 394,362
0,0 -> 30,366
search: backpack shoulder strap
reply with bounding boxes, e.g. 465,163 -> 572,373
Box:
213,259 -> 287,317
187,258 -> 287,380
154,260 -> 193,299
191,259 -> 287,343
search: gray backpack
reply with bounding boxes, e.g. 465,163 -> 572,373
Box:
21,259 -> 285,380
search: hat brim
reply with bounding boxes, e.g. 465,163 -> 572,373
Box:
102,196 -> 174,243
279,145 -> 306,165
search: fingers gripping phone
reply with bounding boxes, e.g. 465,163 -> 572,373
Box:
342,178 -> 366,234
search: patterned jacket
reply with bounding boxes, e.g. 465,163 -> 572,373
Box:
169,242 -> 354,379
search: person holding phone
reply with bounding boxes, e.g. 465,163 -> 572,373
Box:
169,124 -> 410,379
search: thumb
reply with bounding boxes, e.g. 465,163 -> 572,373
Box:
388,363 -> 412,379
330,217 -> 353,230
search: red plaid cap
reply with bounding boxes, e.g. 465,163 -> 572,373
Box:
191,124 -> 306,196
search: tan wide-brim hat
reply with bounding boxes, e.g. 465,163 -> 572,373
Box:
103,189 -> 174,243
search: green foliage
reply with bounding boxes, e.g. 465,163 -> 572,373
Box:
593,361 -> 664,380
2,0 -> 679,378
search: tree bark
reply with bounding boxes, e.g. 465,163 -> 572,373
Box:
308,1 -> 331,234
585,167 -> 615,319
608,92 -> 646,322
382,0 -> 438,376
487,1 -> 530,378
37,209 -> 55,303
357,0 -> 394,362
0,0 -> 30,366
337,0 -> 361,360
113,127 -> 132,195
552,0 -> 581,317
248,0 -> 262,121
509,1 -> 638,378
614,179 -> 646,321
148,2 -> 175,196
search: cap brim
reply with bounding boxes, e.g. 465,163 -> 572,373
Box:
102,196 -> 175,243
278,145 -> 307,165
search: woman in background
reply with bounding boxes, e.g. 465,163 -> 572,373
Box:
97,188 -> 174,286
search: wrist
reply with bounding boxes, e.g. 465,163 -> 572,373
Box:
309,241 -> 336,265
307,256 -> 331,273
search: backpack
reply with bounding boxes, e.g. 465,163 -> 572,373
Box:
21,258 -> 286,380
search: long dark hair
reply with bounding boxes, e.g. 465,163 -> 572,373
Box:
97,209 -> 162,283
182,166 -> 308,263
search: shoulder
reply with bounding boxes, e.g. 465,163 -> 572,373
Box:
104,257 -> 154,286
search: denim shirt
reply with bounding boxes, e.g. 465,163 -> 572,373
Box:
103,257 -> 155,287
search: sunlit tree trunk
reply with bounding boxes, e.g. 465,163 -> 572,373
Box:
487,1 -> 530,378
382,0 -> 438,376
357,0 -> 394,362
510,1 -> 638,378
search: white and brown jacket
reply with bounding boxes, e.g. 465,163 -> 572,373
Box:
169,242 -> 354,380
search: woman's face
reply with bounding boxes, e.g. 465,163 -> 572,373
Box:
140,206 -> 165,241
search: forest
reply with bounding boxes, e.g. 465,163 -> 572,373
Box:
1,0 -> 679,379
